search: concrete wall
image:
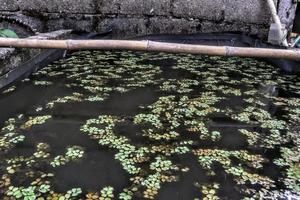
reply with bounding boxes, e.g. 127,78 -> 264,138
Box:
0,0 -> 273,38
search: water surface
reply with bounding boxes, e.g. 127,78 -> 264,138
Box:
0,51 -> 299,200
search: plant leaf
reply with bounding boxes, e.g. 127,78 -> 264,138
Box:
0,29 -> 19,38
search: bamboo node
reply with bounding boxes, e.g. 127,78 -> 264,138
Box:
296,49 -> 300,61
66,40 -> 71,50
225,46 -> 234,56
145,40 -> 150,50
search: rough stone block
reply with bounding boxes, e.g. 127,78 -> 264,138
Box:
0,21 -> 33,37
18,0 -> 120,14
200,21 -> 249,33
97,18 -> 147,38
0,13 -> 44,33
18,0 -> 96,14
278,0 -> 298,30
0,0 -> 19,11
147,17 -> 200,35
0,30 -> 72,77
225,0 -> 271,24
119,0 -> 171,16
200,21 -> 269,39
98,0 -> 120,14
172,0 -> 225,21
0,0 -> 273,39
45,14 -> 94,32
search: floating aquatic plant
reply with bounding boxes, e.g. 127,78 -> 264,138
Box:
1,50 -> 300,199
142,129 -> 179,141
50,146 -> 84,167
150,156 -> 177,172
0,118 -> 26,151
21,115 -> 52,130
100,186 -> 114,199
239,129 -> 260,145
6,186 -> 36,200
33,81 -> 53,86
2,86 -> 16,94
199,183 -> 220,200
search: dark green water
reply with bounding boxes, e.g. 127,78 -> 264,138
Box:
0,51 -> 299,200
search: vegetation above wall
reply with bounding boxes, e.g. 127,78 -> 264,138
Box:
0,29 -> 19,38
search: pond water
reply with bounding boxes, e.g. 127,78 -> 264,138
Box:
0,51 -> 299,200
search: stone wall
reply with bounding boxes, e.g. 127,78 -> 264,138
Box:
0,30 -> 72,82
0,0 -> 274,38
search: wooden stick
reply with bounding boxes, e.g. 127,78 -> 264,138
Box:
0,38 -> 300,61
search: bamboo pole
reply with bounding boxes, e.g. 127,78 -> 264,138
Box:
0,38 -> 300,61
266,0 -> 288,46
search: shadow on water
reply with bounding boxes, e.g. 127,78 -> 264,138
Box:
22,118 -> 96,155
0,83 -> 73,126
157,154 -> 243,200
114,121 -> 146,144
49,86 -> 159,118
157,154 -> 208,200
53,150 -> 129,193
8,118 -> 130,193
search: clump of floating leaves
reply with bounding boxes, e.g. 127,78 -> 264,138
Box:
0,50 -> 300,199
21,115 -> 52,130
50,146 -> 84,167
